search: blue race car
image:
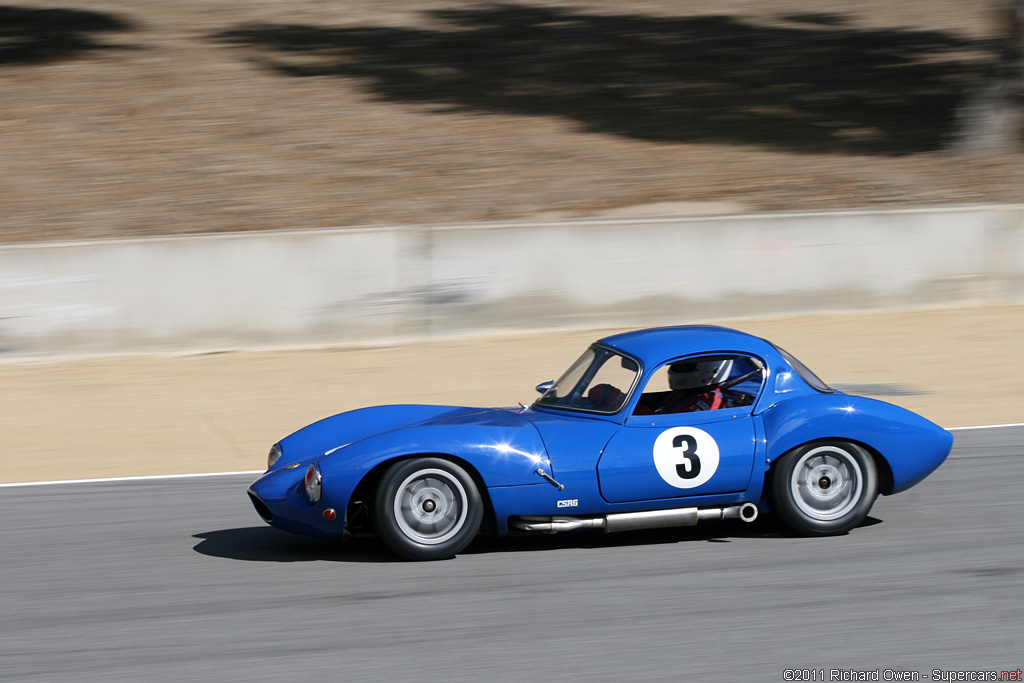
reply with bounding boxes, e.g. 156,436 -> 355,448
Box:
247,325 -> 952,560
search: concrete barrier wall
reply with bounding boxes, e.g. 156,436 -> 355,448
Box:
1,205 -> 1021,356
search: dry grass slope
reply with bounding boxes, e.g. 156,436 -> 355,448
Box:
1,0 -> 1021,243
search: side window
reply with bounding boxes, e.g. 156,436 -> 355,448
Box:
633,355 -> 764,416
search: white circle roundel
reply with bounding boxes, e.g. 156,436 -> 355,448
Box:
652,427 -> 720,489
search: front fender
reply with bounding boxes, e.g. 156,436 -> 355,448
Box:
761,394 -> 952,493
320,421 -> 550,489
251,417 -> 549,537
306,420 -> 549,530
272,405 -> 457,471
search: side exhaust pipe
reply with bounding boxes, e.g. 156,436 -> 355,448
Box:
514,502 -> 758,533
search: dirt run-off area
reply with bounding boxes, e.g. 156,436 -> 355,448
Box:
1,304 -> 1021,484
2,0 -> 1023,243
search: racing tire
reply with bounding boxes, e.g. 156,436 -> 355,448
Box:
375,457 -> 483,561
771,440 -> 878,536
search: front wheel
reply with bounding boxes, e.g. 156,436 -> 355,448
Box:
374,457 -> 483,560
771,441 -> 878,536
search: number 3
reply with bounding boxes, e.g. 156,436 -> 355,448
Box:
672,434 -> 701,479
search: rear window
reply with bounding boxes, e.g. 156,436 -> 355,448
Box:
774,346 -> 832,393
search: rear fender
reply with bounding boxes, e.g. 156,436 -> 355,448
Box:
761,394 -> 952,493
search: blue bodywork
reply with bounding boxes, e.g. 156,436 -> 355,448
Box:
248,326 -> 952,539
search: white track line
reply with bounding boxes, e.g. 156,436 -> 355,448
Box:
0,470 -> 263,489
948,422 -> 1024,431
1,422 -> 1022,489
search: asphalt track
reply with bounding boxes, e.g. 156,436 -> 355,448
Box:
1,427 -> 1021,682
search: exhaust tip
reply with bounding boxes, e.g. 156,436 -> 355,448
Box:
739,502 -> 759,523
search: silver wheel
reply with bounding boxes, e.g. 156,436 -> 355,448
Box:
393,468 -> 468,545
375,457 -> 483,560
772,440 -> 878,536
790,445 -> 863,521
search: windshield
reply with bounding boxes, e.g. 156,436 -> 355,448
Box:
535,345 -> 640,414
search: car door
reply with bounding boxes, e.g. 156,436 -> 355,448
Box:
596,355 -> 763,504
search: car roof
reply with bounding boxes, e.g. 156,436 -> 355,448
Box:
597,325 -> 776,368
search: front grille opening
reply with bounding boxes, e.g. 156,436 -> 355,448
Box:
248,492 -> 273,522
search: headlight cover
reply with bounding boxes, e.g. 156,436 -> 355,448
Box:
304,463 -> 322,503
267,443 -> 283,469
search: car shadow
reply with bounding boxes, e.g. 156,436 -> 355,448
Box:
192,527 -> 399,563
194,515 -> 880,563
467,515 -> 800,555
210,4 -> 989,155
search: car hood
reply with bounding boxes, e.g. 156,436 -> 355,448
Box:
272,404 -> 552,487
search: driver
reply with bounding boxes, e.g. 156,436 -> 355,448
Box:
587,383 -> 625,411
655,358 -> 734,414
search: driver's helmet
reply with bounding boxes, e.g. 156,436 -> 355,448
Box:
668,358 -> 733,391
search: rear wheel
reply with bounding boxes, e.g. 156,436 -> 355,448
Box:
771,441 -> 878,536
374,457 -> 482,561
